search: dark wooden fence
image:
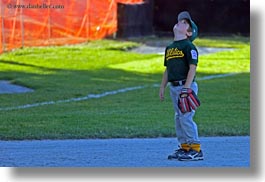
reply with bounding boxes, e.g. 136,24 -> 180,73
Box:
153,0 -> 250,36
117,0 -> 250,38
117,1 -> 154,38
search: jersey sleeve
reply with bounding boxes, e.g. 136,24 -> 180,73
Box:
187,45 -> 198,65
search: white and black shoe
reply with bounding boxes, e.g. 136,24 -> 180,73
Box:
168,148 -> 187,160
178,149 -> 204,161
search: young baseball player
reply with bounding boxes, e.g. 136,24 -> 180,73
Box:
159,11 -> 203,161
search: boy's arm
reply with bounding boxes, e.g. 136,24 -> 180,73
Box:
159,68 -> 168,101
184,64 -> 197,88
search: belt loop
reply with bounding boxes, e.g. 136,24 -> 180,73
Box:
179,81 -> 182,86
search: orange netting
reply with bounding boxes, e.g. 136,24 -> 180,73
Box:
0,0 -> 143,53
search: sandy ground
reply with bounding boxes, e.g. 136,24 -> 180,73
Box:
0,136 -> 249,167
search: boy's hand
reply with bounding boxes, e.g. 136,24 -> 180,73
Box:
159,87 -> 165,101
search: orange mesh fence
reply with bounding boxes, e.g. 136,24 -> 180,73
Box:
0,0 -> 143,53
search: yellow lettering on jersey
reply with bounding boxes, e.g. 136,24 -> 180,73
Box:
166,48 -> 184,60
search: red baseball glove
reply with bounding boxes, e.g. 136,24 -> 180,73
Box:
178,88 -> 201,113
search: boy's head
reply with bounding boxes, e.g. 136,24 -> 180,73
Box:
177,11 -> 198,42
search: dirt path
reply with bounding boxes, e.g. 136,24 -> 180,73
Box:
0,136 -> 249,167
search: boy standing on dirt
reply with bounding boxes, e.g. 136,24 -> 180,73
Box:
159,11 -> 203,161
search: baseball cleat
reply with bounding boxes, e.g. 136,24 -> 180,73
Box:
168,148 -> 187,160
178,149 -> 204,161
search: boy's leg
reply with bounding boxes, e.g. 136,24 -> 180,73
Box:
169,82 -> 200,144
168,82 -> 203,160
168,86 -> 186,160
169,86 -> 186,144
179,110 -> 200,144
180,82 -> 200,144
178,82 -> 204,161
168,85 -> 191,160
177,111 -> 204,161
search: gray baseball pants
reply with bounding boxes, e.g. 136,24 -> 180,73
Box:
169,82 -> 200,145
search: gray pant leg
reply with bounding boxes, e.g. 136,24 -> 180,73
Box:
169,82 -> 200,144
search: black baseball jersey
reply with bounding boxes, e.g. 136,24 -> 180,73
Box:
164,39 -> 198,82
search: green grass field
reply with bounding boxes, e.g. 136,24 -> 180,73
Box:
0,36 -> 250,140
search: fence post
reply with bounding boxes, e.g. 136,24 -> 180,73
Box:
20,0 -> 24,48
87,0 -> 90,39
48,0 -> 51,44
1,1 -> 5,52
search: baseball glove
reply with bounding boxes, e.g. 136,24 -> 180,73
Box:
178,88 -> 200,113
